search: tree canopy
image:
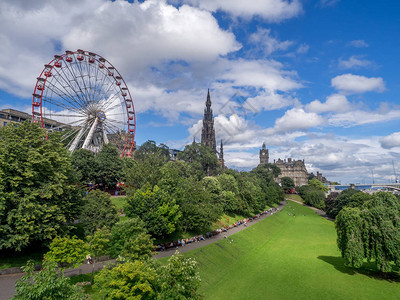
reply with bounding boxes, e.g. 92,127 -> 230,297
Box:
335,192 -> 400,272
0,122 -> 82,251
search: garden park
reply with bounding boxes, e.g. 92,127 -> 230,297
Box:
0,122 -> 399,299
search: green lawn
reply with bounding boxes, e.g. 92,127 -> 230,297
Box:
285,193 -> 304,202
110,196 -> 127,211
182,200 -> 400,300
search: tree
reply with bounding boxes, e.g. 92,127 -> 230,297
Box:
308,178 -> 328,193
178,142 -> 221,177
87,227 -> 111,285
0,122 -> 82,251
281,176 -> 295,191
94,251 -> 201,300
13,260 -> 86,300
335,192 -> 400,272
109,218 -> 153,260
303,190 -> 326,209
45,236 -> 88,269
125,185 -> 181,239
327,188 -> 364,218
124,141 -> 170,192
156,251 -> 201,299
94,259 -> 158,299
94,143 -> 123,189
79,190 -> 119,236
71,149 -> 97,184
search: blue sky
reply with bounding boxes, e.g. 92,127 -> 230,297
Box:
1,0 -> 400,184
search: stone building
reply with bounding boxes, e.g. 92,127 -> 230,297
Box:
259,143 -> 308,187
274,158 -> 309,187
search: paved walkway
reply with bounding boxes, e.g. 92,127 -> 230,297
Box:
0,201 -> 287,299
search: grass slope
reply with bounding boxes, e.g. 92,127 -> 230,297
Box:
184,200 -> 400,300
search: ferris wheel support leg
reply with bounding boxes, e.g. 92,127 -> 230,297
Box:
82,119 -> 98,150
103,128 -> 109,145
68,126 -> 86,152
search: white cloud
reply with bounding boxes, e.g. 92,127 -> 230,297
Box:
338,56 -> 372,69
331,74 -> 385,94
0,0 -> 240,97
296,43 -> 309,54
380,132 -> 400,149
305,94 -> 351,113
245,91 -> 296,112
184,0 -> 302,22
249,28 -> 293,56
269,108 -> 324,133
328,109 -> 400,127
347,40 -> 369,48
218,59 -> 302,92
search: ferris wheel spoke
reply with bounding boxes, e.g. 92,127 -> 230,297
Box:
62,60 -> 91,107
43,80 -> 85,112
52,65 -> 89,109
106,118 -> 127,126
96,82 -> 122,111
102,97 -> 125,113
92,68 -> 109,105
74,58 -> 93,104
42,95 -> 84,115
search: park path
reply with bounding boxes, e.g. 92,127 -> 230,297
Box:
0,201 -> 287,299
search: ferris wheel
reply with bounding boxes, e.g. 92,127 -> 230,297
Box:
32,49 -> 136,156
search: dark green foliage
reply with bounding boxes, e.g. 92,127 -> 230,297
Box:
281,176 -> 295,191
109,218 -> 153,260
94,143 -> 123,189
327,188 -> 370,218
125,141 -> 171,192
125,185 -> 181,238
0,122 -> 82,251
71,149 -> 97,184
335,192 -> 400,272
303,190 -> 326,209
298,179 -> 327,210
13,260 -> 86,299
178,142 -> 221,177
79,190 -> 119,236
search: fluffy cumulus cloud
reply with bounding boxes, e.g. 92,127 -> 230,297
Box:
0,0 -> 240,97
338,56 -> 372,69
331,74 -> 385,94
380,132 -> 400,149
218,59 -> 302,92
269,108 -> 324,133
305,94 -> 351,113
183,0 -> 302,21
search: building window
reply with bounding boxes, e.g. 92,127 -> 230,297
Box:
3,121 -> 7,126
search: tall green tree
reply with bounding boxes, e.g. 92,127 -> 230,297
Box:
79,190 -> 119,236
125,141 -> 170,192
281,176 -> 295,191
0,122 -> 82,251
94,143 -> 123,189
125,185 -> 181,239
109,218 -> 153,260
71,148 -> 97,184
178,142 -> 221,177
335,192 -> 400,272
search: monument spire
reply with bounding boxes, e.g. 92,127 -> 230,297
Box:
201,89 -> 216,152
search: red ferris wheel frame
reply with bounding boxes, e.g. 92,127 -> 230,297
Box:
32,49 -> 136,157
